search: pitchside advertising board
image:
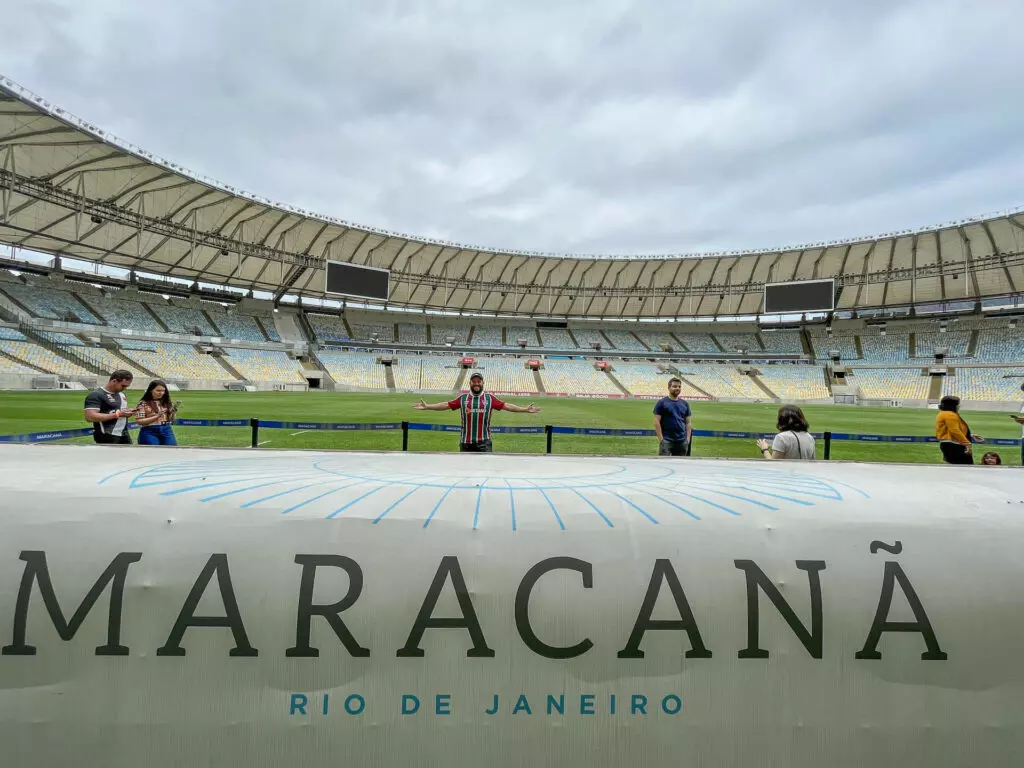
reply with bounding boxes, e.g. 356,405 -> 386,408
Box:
1,445 -> 1023,767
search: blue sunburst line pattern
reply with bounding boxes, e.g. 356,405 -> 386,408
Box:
374,486 -> 421,524
96,454 -> 864,531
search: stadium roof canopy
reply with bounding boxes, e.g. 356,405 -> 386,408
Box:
2,76 -> 1024,319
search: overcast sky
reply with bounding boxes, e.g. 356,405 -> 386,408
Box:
3,0 -> 1024,257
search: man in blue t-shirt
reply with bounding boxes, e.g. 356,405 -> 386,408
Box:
653,377 -> 692,457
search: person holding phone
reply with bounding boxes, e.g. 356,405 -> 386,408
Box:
83,370 -> 136,445
935,395 -> 984,464
135,379 -> 180,446
756,404 -> 816,460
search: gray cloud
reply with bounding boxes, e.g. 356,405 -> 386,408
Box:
3,0 -> 1024,256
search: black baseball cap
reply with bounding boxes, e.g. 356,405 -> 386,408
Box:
469,372 -> 484,381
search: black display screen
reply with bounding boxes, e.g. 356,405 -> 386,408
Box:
764,279 -> 834,314
325,261 -> 390,301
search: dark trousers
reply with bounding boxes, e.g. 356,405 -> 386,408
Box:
659,438 -> 689,457
93,431 -> 132,445
460,439 -> 493,453
940,442 -> 973,465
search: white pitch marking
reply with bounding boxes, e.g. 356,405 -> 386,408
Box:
290,430 -> 310,436
257,440 -> 273,446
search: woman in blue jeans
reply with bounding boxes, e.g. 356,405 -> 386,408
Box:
135,380 -> 179,446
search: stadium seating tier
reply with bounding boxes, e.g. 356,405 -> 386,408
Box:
851,369 -> 931,400
317,352 -> 388,390
1,283 -> 100,324
755,365 -> 830,400
226,348 -> 305,383
540,362 -> 619,395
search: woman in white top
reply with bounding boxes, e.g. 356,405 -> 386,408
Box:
756,405 -> 816,460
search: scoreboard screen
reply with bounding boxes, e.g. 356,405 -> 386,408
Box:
325,260 -> 390,302
764,279 -> 835,314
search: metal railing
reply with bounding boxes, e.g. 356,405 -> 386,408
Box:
2,418 -> 1021,463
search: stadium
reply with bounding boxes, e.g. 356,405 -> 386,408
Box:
0,74 -> 1022,463
3,20 -> 1024,764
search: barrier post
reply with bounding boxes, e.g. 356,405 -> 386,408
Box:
250,418 -> 259,448
402,421 -> 409,452
824,431 -> 832,461
545,424 -> 553,455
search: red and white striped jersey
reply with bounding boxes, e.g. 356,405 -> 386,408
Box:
447,392 -> 506,443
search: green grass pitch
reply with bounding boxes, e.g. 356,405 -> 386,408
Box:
0,390 -> 1020,465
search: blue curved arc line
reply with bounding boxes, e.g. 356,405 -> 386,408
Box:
133,461 -> 289,478
373,486 -> 421,524
816,477 -> 871,498
328,469 -> 459,485
310,461 -> 632,484
327,485 -> 389,519
98,462 -> 168,485
336,465 -> 660,493
135,459 -> 282,471
293,467 -> 676,492
311,460 -> 488,485
569,488 -> 614,528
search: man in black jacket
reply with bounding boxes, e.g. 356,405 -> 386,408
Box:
84,370 -> 136,444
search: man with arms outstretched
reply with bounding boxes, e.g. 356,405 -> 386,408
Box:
653,376 -> 692,457
413,372 -> 540,452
